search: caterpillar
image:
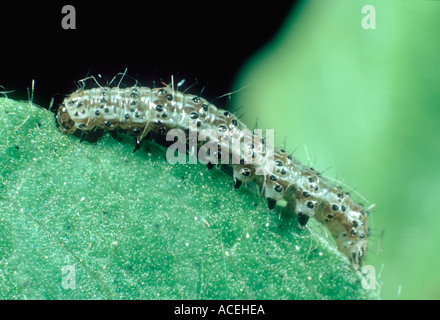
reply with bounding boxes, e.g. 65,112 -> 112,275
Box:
55,80 -> 371,270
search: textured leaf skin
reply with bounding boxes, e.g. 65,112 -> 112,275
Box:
0,98 -> 380,299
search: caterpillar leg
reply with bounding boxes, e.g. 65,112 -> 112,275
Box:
234,178 -> 243,190
132,138 -> 142,153
266,197 -> 277,211
109,130 -> 119,140
297,212 -> 310,229
79,131 -> 89,143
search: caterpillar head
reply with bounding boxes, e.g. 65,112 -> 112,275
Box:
338,236 -> 368,270
314,198 -> 369,270
334,208 -> 369,270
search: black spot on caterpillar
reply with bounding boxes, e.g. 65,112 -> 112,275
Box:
55,80 -> 372,269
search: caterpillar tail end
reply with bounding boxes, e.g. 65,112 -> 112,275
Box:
56,105 -> 77,135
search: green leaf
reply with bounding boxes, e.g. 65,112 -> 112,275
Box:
0,98 -> 379,299
232,0 -> 440,300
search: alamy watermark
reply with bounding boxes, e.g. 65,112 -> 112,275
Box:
362,5 -> 376,30
61,5 -> 76,29
164,120 -> 275,174
62,4 -> 377,31
61,265 -> 76,290
361,265 -> 376,289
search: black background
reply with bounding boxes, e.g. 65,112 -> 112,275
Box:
0,1 -> 299,109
